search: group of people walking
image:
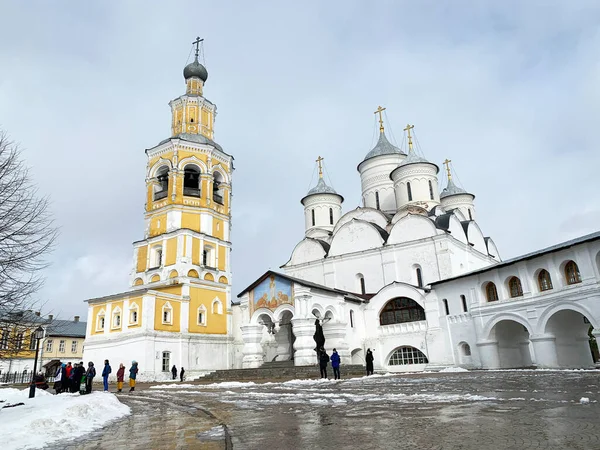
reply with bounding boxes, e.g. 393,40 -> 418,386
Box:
318,347 -> 375,379
171,365 -> 185,381
53,360 -> 138,394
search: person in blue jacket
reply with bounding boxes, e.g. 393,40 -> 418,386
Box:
102,359 -> 112,392
331,348 -> 341,380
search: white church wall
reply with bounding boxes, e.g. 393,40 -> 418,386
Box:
359,154 -> 404,213
387,215 -> 437,245
328,220 -> 385,257
289,239 -> 327,265
333,208 -> 389,234
464,222 -> 487,255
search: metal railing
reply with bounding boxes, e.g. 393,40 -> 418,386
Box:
183,187 -> 201,197
213,193 -> 224,204
154,190 -> 168,200
0,371 -> 55,384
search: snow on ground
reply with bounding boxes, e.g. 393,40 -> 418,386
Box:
580,397 -> 590,404
439,367 -> 470,373
0,388 -> 130,450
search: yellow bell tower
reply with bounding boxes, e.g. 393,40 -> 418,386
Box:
131,38 -> 233,312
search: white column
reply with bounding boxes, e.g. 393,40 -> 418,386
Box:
291,318 -> 317,366
241,325 -> 264,368
477,340 -> 500,369
530,334 -> 559,368
323,322 -> 350,365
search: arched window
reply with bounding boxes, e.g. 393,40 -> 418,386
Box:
428,180 -> 434,200
461,295 -> 468,312
329,208 -> 334,225
183,165 -> 201,197
212,298 -> 223,315
442,299 -> 449,316
388,346 -> 429,365
154,166 -> 169,200
407,182 -> 413,201
112,307 -> 122,328
197,305 -> 207,326
311,209 -> 315,226
213,172 -> 224,204
565,260 -> 582,285
96,309 -> 106,331
129,303 -> 139,325
468,209 -> 473,220
460,343 -> 471,356
349,310 -> 355,328
375,191 -> 380,210
485,282 -> 498,302
416,267 -> 423,288
537,270 -> 553,291
380,298 -> 426,325
151,246 -> 162,268
357,274 -> 366,295
508,276 -> 523,298
162,302 -> 173,325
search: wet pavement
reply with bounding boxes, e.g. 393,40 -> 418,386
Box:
51,370 -> 600,449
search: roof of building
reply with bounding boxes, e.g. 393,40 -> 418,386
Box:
0,309 -> 50,325
155,132 -> 225,154
440,178 -> 472,199
237,270 -> 366,302
301,178 -> 344,203
362,132 -> 406,162
183,56 -> 208,82
46,319 -> 87,338
430,230 -> 600,285
396,148 -> 439,171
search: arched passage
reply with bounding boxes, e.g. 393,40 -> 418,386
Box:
544,309 -> 596,368
273,310 -> 295,362
489,320 -> 532,368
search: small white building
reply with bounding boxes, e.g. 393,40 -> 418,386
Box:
234,124 -> 600,372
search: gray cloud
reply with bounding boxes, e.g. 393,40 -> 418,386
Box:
1,1 -> 599,318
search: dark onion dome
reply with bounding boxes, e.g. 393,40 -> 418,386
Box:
183,56 -> 208,82
301,178 -> 344,204
440,178 -> 474,199
363,132 -> 406,161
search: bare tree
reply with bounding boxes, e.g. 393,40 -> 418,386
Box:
0,129 -> 58,362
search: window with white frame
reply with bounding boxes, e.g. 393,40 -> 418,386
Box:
0,330 -> 8,350
112,307 -> 122,328
162,302 -> 173,325
71,340 -> 78,353
388,346 -> 429,365
96,309 -> 106,331
197,305 -> 207,326
59,340 -> 65,353
45,339 -> 53,352
162,351 -> 170,371
152,246 -> 163,268
129,304 -> 139,325
15,333 -> 23,350
212,298 -> 223,315
29,334 -> 37,350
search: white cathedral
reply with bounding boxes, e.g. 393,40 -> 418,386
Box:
84,47 -> 600,379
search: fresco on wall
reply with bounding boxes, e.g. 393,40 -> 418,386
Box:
250,275 -> 294,314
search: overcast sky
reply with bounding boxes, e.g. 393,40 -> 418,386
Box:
1,1 -> 599,320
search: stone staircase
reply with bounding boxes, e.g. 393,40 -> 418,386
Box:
199,361 -> 367,382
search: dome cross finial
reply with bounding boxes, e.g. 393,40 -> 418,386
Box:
316,156 -> 324,178
443,158 -> 452,180
374,106 -> 386,133
404,124 -> 415,151
192,37 -> 204,60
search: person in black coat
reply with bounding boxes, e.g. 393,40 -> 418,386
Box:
366,348 -> 374,376
319,349 -> 330,379
180,367 -> 185,382
171,365 -> 178,380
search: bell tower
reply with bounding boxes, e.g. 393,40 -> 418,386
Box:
131,39 -> 233,309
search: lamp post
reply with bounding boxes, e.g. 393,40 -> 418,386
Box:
28,326 -> 45,399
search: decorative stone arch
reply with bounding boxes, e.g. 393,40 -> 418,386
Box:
204,273 -> 215,282
533,267 -> 553,292
211,164 -> 230,184
388,214 -> 437,244
310,304 -> 326,319
211,297 -> 223,315
133,277 -> 144,286
177,155 -> 208,173
129,302 -> 140,325
197,304 -> 207,326
111,306 -> 122,328
482,313 -> 534,340
148,158 -> 173,179
324,306 -> 336,321
150,274 -> 161,283
328,219 -> 386,257
187,269 -> 199,278
332,207 -> 389,234
536,301 -> 598,335
250,308 -> 275,325
481,280 -> 499,302
385,345 -> 429,366
505,275 -> 524,298
218,276 -> 228,284
161,301 -> 173,325
274,304 -> 295,322
96,308 -> 106,331
371,283 -> 427,317
169,270 -> 179,279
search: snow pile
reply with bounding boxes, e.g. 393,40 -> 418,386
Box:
151,380 -> 258,390
439,367 -> 469,373
580,397 -> 590,404
0,388 -> 130,450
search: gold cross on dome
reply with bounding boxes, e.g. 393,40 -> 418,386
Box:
443,159 -> 452,180
374,106 -> 386,133
192,36 -> 204,58
316,156 -> 324,178
404,124 -> 415,150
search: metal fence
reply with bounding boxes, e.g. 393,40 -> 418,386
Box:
0,371 -> 55,384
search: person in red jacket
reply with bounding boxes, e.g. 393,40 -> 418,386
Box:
116,363 -> 125,393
